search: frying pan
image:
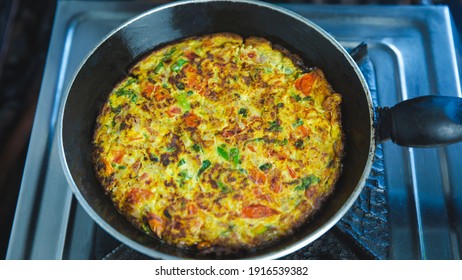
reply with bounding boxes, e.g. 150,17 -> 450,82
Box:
57,0 -> 462,259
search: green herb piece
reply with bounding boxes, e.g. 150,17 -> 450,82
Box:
178,170 -> 190,188
149,153 -> 159,162
166,146 -> 176,152
187,90 -> 194,96
164,47 -> 176,60
198,160 -> 211,176
268,120 -> 283,132
238,108 -> 248,117
154,61 -> 164,73
303,96 -> 312,101
176,82 -> 185,90
292,94 -> 302,102
277,138 -> 288,146
217,145 -> 230,161
115,88 -> 137,103
258,163 -> 273,172
176,92 -> 190,111
295,139 -> 304,149
178,158 -> 186,166
292,118 -> 303,127
294,175 -> 320,191
245,137 -> 267,144
110,104 -> 122,114
238,168 -> 247,174
118,165 -> 126,170
255,225 -> 270,234
277,102 -> 284,108
171,58 -> 189,72
282,66 -> 294,75
125,78 -> 137,87
217,180 -> 232,193
229,147 -> 240,165
192,143 -> 202,152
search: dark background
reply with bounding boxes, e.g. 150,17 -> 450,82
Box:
0,0 -> 461,259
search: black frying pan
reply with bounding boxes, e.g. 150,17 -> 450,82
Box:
58,0 -> 462,259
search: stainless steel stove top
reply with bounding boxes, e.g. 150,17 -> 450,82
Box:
6,1 -> 462,260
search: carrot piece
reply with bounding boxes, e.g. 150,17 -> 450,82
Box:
166,106 -> 181,117
298,125 -> 310,138
146,213 -> 165,238
247,144 -> 256,152
287,165 -> 297,179
242,204 -> 279,219
294,72 -> 317,96
112,150 -> 125,164
249,168 -> 267,185
102,158 -> 113,174
187,204 -> 197,215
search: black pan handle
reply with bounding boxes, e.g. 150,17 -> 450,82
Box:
375,96 -> 462,147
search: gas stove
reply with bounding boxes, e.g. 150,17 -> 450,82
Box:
6,1 -> 462,260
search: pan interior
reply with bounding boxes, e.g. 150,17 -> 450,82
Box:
60,0 -> 373,259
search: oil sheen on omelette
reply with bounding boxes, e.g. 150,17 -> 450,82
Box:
93,33 -> 343,254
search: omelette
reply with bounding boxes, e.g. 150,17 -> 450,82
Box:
92,33 -> 343,254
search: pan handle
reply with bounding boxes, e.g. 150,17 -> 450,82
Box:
375,95 -> 462,147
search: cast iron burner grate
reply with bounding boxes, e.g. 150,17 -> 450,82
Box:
95,44 -> 388,260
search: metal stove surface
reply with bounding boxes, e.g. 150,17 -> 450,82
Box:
6,1 -> 462,260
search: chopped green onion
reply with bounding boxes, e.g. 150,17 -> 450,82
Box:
164,47 -> 176,60
176,92 -> 190,111
198,160 -> 211,176
292,118 -> 303,127
238,108 -> 248,117
268,120 -> 282,132
294,175 -> 320,191
230,147 -> 240,165
217,180 -> 232,193
259,163 -> 273,172
295,139 -> 304,149
171,58 -> 188,72
192,143 -> 202,152
154,61 -> 164,73
291,94 -> 302,102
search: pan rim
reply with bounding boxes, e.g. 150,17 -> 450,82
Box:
57,0 -> 376,260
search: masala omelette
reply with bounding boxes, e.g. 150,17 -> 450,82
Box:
92,33 -> 344,253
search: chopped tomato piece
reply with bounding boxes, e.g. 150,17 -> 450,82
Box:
142,82 -> 155,95
125,188 -> 153,204
295,72 -> 317,96
167,106 -> 182,117
154,92 -> 166,101
184,112 -> 201,128
249,168 -> 267,185
242,204 -> 279,218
